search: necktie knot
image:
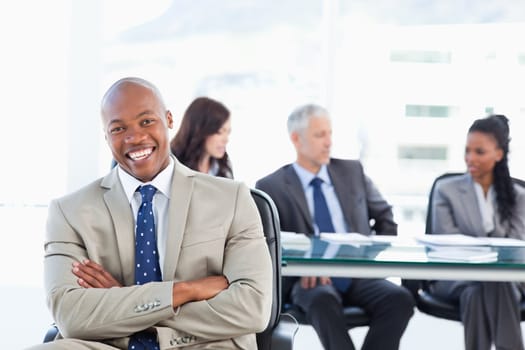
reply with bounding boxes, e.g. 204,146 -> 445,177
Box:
138,185 -> 157,203
310,177 -> 323,189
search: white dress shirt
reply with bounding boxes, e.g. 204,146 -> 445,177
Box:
292,163 -> 349,235
117,157 -> 174,277
473,181 -> 496,235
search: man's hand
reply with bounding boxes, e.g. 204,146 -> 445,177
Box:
300,276 -> 331,289
73,259 -> 229,310
72,259 -> 122,288
172,276 -> 229,308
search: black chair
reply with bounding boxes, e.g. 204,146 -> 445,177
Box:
250,188 -> 298,350
403,172 -> 525,321
283,301 -> 370,330
44,188 -> 299,349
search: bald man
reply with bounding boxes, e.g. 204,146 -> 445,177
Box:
27,77 -> 272,350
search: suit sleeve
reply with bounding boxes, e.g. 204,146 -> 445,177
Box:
509,186 -> 525,240
46,183 -> 272,346
364,174 -> 398,235
431,181 -> 461,234
158,183 -> 273,342
44,200 -> 176,340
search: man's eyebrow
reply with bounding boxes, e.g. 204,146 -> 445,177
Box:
107,110 -> 156,126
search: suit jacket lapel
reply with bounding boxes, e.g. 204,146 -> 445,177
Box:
163,160 -> 195,279
283,166 -> 313,232
458,175 -> 484,236
327,163 -> 357,231
101,169 -> 136,285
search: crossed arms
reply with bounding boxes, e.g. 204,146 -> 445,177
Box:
43,182 -> 272,346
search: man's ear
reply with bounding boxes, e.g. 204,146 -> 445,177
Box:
290,131 -> 300,147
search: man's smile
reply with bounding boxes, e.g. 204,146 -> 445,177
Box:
127,147 -> 154,161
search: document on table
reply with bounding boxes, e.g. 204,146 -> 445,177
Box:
427,247 -> 498,263
371,235 -> 418,245
482,237 -> 525,247
416,234 -> 525,247
416,234 -> 487,246
319,232 -> 373,245
280,231 -> 311,251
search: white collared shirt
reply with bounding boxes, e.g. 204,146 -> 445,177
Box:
117,158 -> 174,276
292,163 -> 349,235
208,159 -> 219,176
473,181 -> 496,235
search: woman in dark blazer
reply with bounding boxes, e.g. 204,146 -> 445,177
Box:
170,96 -> 233,178
430,114 -> 525,350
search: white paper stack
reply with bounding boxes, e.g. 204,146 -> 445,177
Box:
416,234 -> 486,246
319,232 -> 373,245
280,231 -> 311,251
427,247 -> 498,263
416,234 -> 525,248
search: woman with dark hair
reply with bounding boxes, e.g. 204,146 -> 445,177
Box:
430,114 -> 525,350
170,97 -> 233,178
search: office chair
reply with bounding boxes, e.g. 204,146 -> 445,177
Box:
44,189 -> 299,349
250,188 -> 299,350
402,172 -> 525,321
283,299 -> 370,329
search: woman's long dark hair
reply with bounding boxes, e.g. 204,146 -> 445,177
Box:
468,114 -> 516,224
170,97 -> 233,178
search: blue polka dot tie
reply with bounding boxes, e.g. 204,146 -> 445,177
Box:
129,185 -> 161,350
134,185 -> 161,285
310,177 -> 351,293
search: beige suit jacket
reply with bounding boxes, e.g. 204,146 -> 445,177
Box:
43,159 -> 272,349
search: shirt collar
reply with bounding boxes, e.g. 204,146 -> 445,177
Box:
292,163 -> 332,191
118,157 -> 174,204
208,159 -> 219,176
472,180 -> 495,202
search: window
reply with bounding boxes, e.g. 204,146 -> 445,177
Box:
390,50 -> 452,64
405,105 -> 458,118
398,146 -> 448,161
518,53 -> 525,65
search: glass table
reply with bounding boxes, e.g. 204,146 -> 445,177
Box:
281,234 -> 525,281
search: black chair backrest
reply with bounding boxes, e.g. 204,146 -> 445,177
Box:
514,177 -> 525,189
409,172 -> 467,299
251,188 -> 283,350
425,172 -> 464,234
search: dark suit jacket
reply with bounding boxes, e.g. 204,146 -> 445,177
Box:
256,158 -> 397,300
256,158 -> 397,236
